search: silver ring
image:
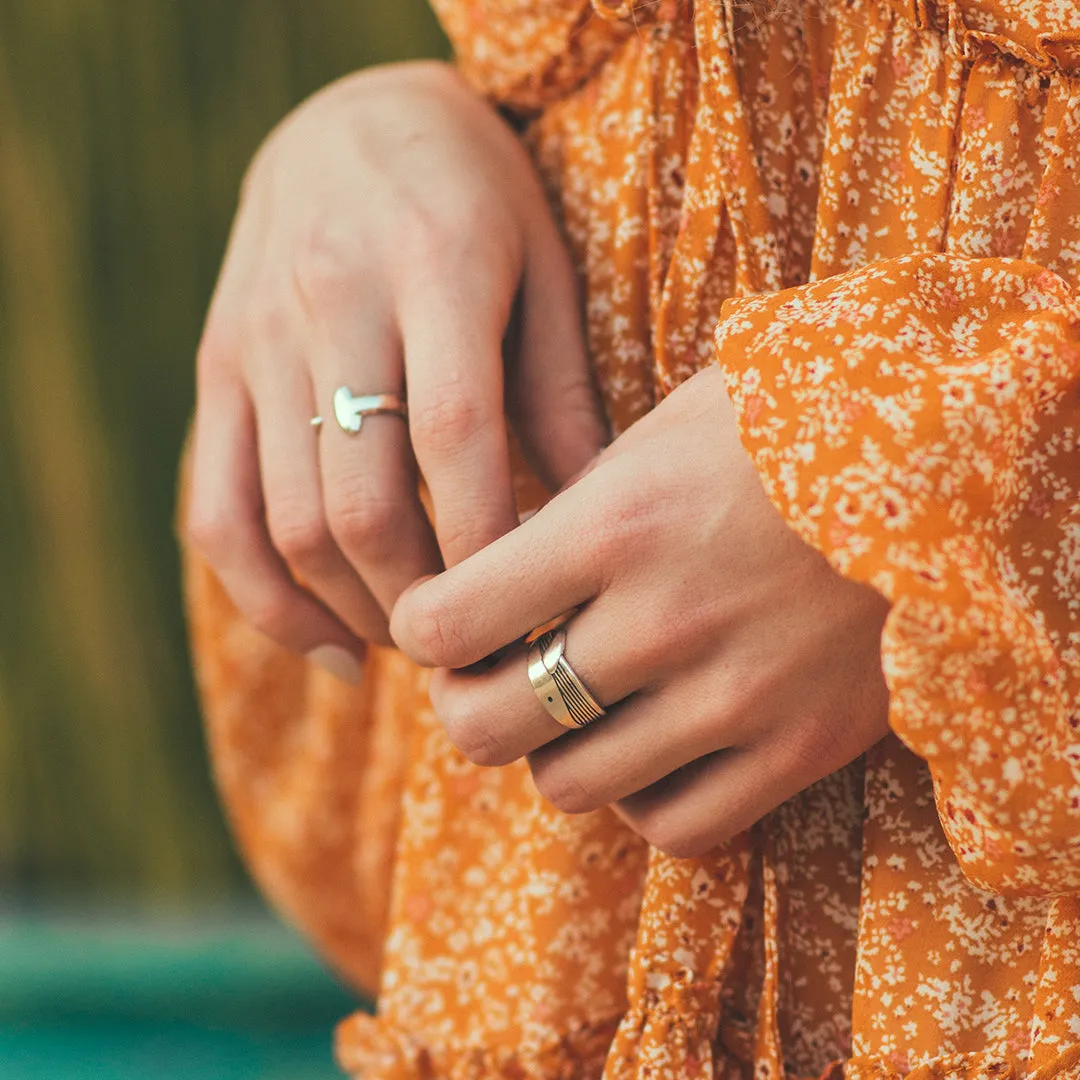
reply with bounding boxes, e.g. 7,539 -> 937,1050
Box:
311,388 -> 408,434
334,387 -> 408,434
528,628 -> 606,730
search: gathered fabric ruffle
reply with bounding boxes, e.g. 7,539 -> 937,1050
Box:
433,0 -> 1080,117
827,1045 -> 1080,1080
335,1012 -> 622,1080
427,0 -> 670,115
335,986 -> 754,1080
881,0 -> 1080,75
335,1011 -> 1080,1080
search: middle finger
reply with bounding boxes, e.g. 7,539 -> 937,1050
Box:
249,347 -> 390,642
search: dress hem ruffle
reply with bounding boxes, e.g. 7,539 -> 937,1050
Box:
335,1010 -> 1080,1080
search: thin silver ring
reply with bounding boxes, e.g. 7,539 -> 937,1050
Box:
311,388 -> 408,434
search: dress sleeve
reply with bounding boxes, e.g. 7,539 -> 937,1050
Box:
427,0 -> 630,115
715,253 -> 1080,898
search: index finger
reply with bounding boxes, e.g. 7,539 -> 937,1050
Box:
390,473 -> 604,668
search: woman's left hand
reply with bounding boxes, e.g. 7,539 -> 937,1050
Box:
391,365 -> 892,857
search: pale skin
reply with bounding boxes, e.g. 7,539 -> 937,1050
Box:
188,60 -> 892,857
187,62 -> 607,677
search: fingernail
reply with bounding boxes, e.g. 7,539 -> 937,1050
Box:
308,645 -> 364,686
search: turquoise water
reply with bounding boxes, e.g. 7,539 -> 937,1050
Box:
0,1023 -> 338,1080
0,911 -> 365,1079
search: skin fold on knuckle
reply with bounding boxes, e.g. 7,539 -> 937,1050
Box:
629,799 -> 722,860
396,189 -> 515,292
584,481 -> 660,589
529,759 -> 599,815
428,669 -> 513,766
185,497 -> 253,569
267,507 -> 333,568
194,318 -> 242,382
184,499 -> 230,562
291,213 -> 365,313
394,200 -> 463,281
409,388 -> 488,463
326,489 -> 401,559
779,704 -> 856,789
439,707 -> 510,768
392,592 -> 469,668
246,583 -> 307,650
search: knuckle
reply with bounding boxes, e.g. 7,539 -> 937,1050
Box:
410,389 -> 487,459
185,501 -> 236,562
439,709 -> 509,768
588,490 -> 652,572
292,215 -> 362,306
396,203 -> 459,268
395,198 -> 509,292
633,807 -> 717,860
428,670 -> 512,766
398,600 -> 470,667
195,319 -> 241,380
246,584 -> 302,645
268,506 -> 333,566
326,488 -> 402,553
779,709 -> 848,783
529,760 -> 598,815
244,289 -> 291,343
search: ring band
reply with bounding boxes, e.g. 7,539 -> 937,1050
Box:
528,628 -> 606,730
311,387 -> 408,434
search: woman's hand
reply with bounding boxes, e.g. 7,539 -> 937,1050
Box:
185,62 -> 606,680
391,365 -> 891,856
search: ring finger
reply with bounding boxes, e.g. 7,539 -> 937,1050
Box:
315,331 -> 442,619
250,351 -> 390,642
429,598 -> 719,779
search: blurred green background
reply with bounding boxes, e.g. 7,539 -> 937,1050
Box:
0,0 -> 447,905
0,3 -> 446,1076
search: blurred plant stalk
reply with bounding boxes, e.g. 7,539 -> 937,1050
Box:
0,2 -> 446,903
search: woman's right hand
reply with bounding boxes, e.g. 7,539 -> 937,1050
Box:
185,62 -> 607,682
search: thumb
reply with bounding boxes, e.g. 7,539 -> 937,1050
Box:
506,217 -> 609,492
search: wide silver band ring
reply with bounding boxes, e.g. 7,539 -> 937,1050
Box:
311,387 -> 408,434
528,628 -> 606,730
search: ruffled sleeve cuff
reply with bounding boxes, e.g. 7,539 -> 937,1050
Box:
715,253 -> 1080,897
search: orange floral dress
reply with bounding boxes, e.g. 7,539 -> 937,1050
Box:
181,1 -> 1080,1079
